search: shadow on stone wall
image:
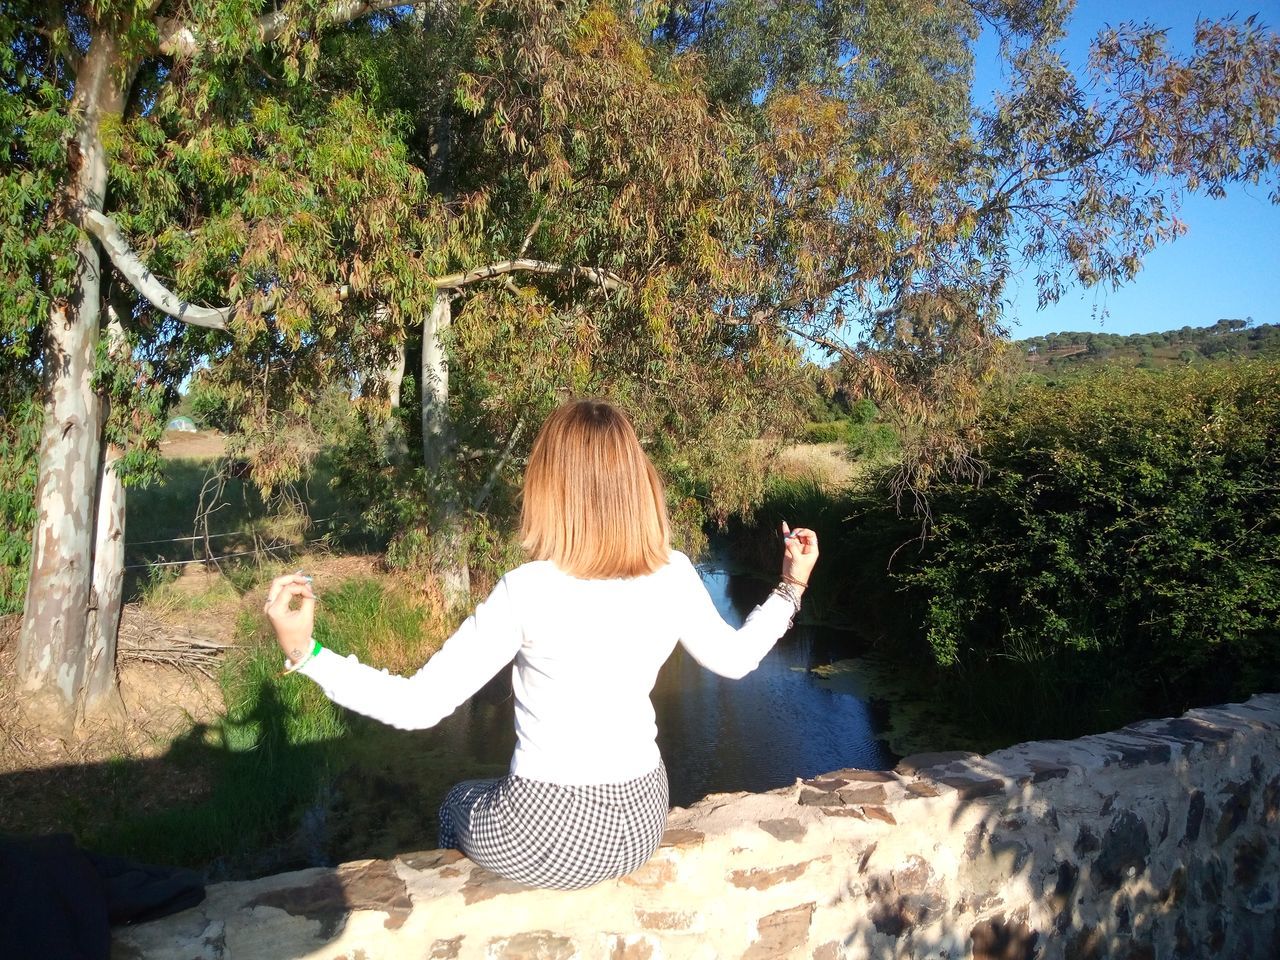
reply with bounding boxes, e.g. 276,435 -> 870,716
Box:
99,694 -> 1280,960
821,701 -> 1280,959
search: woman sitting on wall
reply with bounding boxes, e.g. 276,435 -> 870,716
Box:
264,399 -> 819,889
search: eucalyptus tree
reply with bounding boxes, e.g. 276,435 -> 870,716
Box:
2,0 -> 797,729
658,0 -> 1280,491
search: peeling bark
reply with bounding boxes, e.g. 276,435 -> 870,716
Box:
83,313 -> 128,719
17,25 -> 131,729
421,291 -> 469,605
84,211 -> 231,329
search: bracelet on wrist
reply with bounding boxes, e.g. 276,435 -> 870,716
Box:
281,638 -> 322,676
771,580 -> 805,611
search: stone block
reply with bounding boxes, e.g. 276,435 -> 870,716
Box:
861,806 -> 897,825
1095,811 -> 1151,890
635,909 -> 695,931
835,785 -> 886,805
1155,718 -> 1236,747
814,768 -> 897,783
461,865 -> 531,905
1216,780 -> 1253,843
729,860 -> 816,890
1095,734 -> 1173,768
798,789 -> 845,807
429,936 -> 464,958
619,856 -> 677,889
488,931 -> 576,960
399,849 -> 465,871
759,818 -> 807,842
245,860 -> 411,939
1233,836 -> 1268,887
659,828 -> 704,849
609,934 -> 657,959
1264,775 -> 1280,827
894,751 -> 980,775
743,903 -> 816,960
1184,790 -> 1206,843
904,781 -> 941,798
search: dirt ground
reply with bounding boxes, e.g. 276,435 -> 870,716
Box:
158,428 -> 227,460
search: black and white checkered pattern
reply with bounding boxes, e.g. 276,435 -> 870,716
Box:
437,761 -> 669,889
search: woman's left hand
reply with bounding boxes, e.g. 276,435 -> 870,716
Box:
264,573 -> 317,664
781,522 -> 819,586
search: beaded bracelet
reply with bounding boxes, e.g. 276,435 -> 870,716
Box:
281,638 -> 323,676
771,580 -> 805,611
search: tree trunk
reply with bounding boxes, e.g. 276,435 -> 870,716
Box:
421,292 -> 453,473
379,336 -> 409,464
421,291 -> 470,605
83,312 -> 129,719
17,27 -> 132,730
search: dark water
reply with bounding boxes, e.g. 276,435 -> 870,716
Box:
405,560 -> 894,810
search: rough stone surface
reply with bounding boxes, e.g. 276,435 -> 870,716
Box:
742,902 -> 815,960
759,818 -> 806,842
1094,811 -> 1151,889
112,693 -> 1280,960
488,931 -> 575,959
895,751 -> 980,775
971,914 -> 1038,960
245,860 -> 412,939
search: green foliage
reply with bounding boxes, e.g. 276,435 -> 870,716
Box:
799,399 -> 900,464
901,362 -> 1280,736
0,394 -> 41,614
802,421 -> 852,445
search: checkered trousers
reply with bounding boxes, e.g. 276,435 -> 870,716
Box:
437,760 -> 669,889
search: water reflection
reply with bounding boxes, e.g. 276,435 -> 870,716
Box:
417,562 -> 894,810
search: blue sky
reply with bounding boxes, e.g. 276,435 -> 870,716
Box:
973,0 -> 1280,339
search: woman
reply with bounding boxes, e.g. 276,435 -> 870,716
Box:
265,399 -> 818,889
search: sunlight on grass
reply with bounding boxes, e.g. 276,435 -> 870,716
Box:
92,575 -> 452,875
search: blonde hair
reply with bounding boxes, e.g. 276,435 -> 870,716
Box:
520,400 -> 670,579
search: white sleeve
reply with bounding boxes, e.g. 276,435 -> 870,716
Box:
675,554 -> 796,679
297,576 -> 523,730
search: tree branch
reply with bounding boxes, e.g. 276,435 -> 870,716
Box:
157,0 -> 428,58
432,259 -> 626,292
83,211 -> 233,330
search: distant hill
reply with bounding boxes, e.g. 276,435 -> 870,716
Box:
1012,318 -> 1280,372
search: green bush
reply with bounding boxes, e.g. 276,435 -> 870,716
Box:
801,420 -> 852,444
0,396 -> 40,615
902,362 -> 1280,736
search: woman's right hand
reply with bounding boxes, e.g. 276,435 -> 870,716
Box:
264,572 -> 317,664
780,522 -> 819,587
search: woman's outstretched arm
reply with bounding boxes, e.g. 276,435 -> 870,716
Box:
265,573 -> 523,730
676,525 -> 818,679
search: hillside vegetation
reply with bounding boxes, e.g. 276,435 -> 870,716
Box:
1013,317 -> 1280,372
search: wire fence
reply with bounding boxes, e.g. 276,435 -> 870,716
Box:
122,514 -> 353,571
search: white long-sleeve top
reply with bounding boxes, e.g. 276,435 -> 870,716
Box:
298,550 -> 796,784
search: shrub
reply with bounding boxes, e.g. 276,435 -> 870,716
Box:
901,362 -> 1280,736
801,420 -> 851,444
0,396 -> 40,615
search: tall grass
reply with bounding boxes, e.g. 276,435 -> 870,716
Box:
92,577 -> 451,876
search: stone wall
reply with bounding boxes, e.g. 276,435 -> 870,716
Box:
113,694 -> 1280,960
